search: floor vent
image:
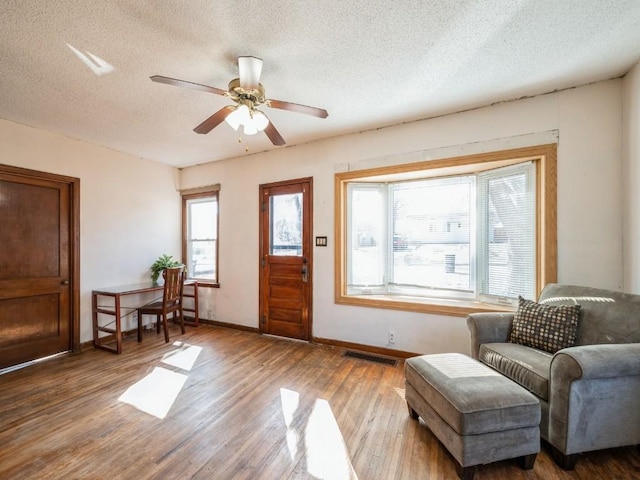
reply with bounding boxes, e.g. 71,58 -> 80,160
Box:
343,350 -> 398,366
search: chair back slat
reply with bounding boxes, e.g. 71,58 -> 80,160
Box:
163,266 -> 184,307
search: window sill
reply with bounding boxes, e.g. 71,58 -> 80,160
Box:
190,280 -> 220,288
335,293 -> 514,317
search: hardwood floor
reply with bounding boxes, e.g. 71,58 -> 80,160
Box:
1,325 -> 638,479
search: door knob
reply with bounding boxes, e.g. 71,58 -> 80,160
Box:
61,280 -> 70,285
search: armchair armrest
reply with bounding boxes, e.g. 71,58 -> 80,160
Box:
551,343 -> 640,382
466,312 -> 514,359
548,343 -> 640,455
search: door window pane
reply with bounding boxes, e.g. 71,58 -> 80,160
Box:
270,193 -> 302,256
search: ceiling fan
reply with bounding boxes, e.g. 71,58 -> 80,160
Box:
151,56 -> 328,146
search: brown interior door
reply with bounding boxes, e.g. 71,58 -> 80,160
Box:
259,178 -> 312,341
0,166 -> 77,370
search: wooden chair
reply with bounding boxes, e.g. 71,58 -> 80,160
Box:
138,266 -> 186,343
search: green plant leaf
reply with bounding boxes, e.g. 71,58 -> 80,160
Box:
150,254 -> 184,282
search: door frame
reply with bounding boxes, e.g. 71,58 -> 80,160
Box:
0,163 -> 81,354
258,176 -> 313,340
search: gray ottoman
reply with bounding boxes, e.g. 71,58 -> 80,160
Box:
405,353 -> 540,480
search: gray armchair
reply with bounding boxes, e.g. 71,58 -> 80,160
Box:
467,283 -> 640,469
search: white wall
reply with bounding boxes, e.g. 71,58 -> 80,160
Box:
180,79 -> 624,356
0,119 -> 181,343
557,82 -> 623,290
623,60 -> 640,293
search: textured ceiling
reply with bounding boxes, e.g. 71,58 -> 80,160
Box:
1,1 -> 639,168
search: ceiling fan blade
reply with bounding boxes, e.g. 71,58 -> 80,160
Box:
150,75 -> 227,96
238,56 -> 263,89
267,99 -> 328,118
194,106 -> 234,134
263,119 -> 286,146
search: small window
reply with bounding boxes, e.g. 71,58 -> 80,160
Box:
182,191 -> 219,285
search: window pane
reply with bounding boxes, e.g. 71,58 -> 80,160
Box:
479,165 -> 535,300
189,240 -> 216,280
347,184 -> 385,289
392,177 -> 472,294
190,200 -> 217,239
270,193 -> 302,256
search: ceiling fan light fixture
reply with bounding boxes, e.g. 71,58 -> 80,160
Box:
225,104 -> 269,135
252,110 -> 269,132
225,112 -> 240,131
243,123 -> 258,135
243,110 -> 268,135
225,104 -> 250,131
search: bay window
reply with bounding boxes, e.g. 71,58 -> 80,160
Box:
335,145 -> 556,315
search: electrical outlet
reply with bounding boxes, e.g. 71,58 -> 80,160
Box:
207,309 -> 213,320
388,331 -> 395,345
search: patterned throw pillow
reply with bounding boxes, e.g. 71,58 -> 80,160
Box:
509,296 -> 581,353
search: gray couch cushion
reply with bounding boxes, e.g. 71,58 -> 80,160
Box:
405,353 -> 540,436
480,343 -> 552,400
538,283 -> 640,345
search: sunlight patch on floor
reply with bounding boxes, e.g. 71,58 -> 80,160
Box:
119,342 -> 204,419
279,388 -> 359,479
118,366 -> 187,419
161,342 -> 202,371
305,398 -> 359,480
280,388 -> 300,460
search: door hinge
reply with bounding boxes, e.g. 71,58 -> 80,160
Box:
261,258 -> 265,267
261,201 -> 267,211
261,315 -> 266,325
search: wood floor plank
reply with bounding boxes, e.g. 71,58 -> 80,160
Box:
1,325 -> 638,480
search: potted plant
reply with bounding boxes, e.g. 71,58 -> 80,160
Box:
150,254 -> 183,284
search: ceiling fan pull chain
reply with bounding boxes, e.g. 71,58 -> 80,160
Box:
237,134 -> 250,152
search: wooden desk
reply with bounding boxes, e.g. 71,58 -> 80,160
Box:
92,280 -> 199,354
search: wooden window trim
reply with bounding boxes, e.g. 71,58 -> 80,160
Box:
182,190 -> 220,287
334,144 -> 557,316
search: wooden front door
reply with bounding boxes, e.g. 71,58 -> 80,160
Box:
259,178 -> 312,341
0,164 -> 79,370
